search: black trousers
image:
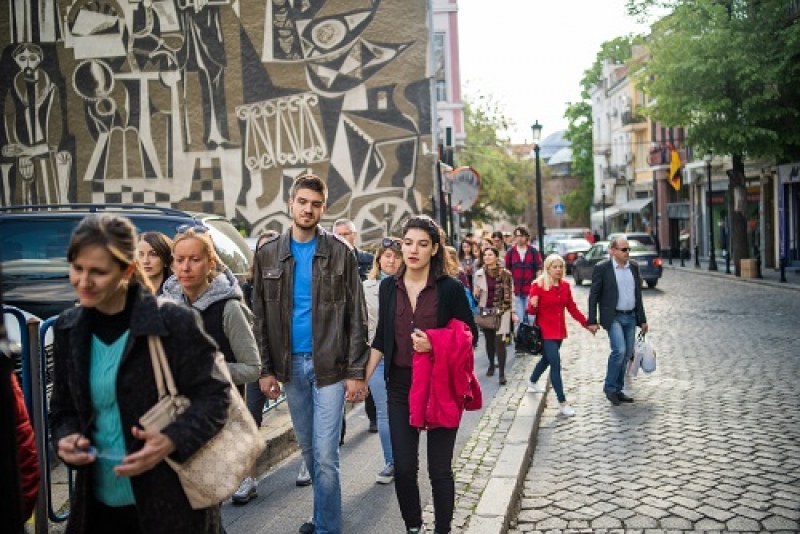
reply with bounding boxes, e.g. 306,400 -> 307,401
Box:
86,498 -> 142,534
387,365 -> 457,533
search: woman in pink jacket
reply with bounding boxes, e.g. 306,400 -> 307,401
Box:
527,254 -> 592,417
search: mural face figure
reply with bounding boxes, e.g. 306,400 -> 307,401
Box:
13,44 -> 43,77
289,188 -> 325,231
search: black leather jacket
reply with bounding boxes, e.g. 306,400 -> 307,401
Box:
252,226 -> 369,386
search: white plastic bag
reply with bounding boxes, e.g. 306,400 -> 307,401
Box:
635,332 -> 656,374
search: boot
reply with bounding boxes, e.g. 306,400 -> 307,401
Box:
497,343 -> 507,385
486,358 -> 495,376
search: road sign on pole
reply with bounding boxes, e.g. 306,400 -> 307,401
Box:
554,203 -> 565,215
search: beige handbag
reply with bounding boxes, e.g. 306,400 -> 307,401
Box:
140,336 -> 265,509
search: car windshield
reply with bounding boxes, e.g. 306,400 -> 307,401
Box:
1,219 -> 74,279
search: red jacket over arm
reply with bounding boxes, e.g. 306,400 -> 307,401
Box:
12,374 -> 40,519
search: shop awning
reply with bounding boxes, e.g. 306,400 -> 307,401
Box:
618,198 -> 652,213
591,206 -> 623,221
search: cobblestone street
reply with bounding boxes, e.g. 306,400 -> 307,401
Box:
510,270 -> 800,533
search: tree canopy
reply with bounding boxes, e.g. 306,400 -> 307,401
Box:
458,94 -> 532,223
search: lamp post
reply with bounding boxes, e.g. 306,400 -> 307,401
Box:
601,183 -> 607,239
704,152 -> 718,271
531,120 -> 545,253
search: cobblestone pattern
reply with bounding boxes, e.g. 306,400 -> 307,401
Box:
509,270 -> 800,533
422,349 -> 536,531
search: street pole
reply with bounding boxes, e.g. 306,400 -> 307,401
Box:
705,153 -> 718,271
601,184 -> 607,239
531,121 -> 545,253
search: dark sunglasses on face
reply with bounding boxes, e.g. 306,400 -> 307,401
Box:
616,247 -> 630,252
177,223 -> 210,234
382,237 -> 402,251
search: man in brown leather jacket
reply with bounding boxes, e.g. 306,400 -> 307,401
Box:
253,173 -> 368,534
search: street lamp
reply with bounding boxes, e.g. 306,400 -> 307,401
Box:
601,183 -> 607,239
704,152 -> 718,271
531,120 -> 544,253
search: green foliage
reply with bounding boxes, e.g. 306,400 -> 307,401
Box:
632,0 -> 800,161
458,95 -> 532,223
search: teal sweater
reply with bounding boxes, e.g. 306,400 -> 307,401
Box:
89,332 -> 135,506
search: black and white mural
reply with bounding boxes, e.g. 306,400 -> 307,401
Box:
0,0 -> 434,242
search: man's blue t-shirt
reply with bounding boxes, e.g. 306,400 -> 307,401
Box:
291,237 -> 316,353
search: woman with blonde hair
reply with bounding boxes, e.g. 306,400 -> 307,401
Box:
161,226 -> 261,501
526,254 -> 591,417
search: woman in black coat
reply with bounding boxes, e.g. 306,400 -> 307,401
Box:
50,214 -> 230,534
366,215 -> 478,534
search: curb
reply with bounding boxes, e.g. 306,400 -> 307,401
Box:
463,367 -> 548,534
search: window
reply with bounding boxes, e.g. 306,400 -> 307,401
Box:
435,79 -> 447,102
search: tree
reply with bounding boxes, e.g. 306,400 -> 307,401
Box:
458,94 -> 532,225
628,0 -> 800,275
563,37 -> 639,226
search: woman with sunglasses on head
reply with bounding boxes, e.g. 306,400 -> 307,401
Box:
161,226 -> 261,502
136,232 -> 173,295
362,236 -> 403,485
526,254 -> 592,417
367,215 -> 479,534
472,247 -> 515,385
50,214 -> 230,534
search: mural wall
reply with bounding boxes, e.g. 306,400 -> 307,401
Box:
0,0 -> 434,243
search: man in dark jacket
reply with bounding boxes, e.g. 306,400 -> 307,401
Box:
587,236 -> 649,405
254,174 -> 369,534
332,218 -> 374,281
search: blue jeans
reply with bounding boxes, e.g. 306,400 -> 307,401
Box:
514,294 -> 530,331
529,340 -> 566,402
283,352 -> 345,534
368,359 -> 392,466
605,313 -> 637,393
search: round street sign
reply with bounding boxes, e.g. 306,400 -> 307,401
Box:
448,166 -> 480,212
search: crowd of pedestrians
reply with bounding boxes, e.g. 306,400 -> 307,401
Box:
3,173 -> 651,534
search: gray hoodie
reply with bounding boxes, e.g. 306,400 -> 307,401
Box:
162,269 -> 260,385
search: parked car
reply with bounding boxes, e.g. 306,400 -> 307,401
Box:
572,240 -> 664,288
543,238 -> 592,274
1,204 -> 253,321
607,232 -> 659,252
543,227 -> 591,248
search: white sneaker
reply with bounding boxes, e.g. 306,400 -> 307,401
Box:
296,462 -> 312,487
376,463 -> 395,484
559,404 -> 576,417
527,382 -> 544,394
232,476 -> 257,503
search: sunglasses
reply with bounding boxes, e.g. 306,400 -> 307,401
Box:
177,223 -> 210,234
382,237 -> 402,251
616,247 -> 630,252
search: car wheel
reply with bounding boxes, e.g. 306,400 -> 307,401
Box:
646,279 -> 658,289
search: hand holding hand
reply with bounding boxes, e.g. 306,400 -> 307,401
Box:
587,324 -> 599,335
114,427 -> 175,477
344,379 -> 367,403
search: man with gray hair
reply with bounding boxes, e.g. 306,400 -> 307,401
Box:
332,219 -> 374,281
587,235 -> 649,405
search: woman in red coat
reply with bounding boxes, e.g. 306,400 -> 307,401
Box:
526,254 -> 592,417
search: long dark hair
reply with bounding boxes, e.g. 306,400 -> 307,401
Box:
398,215 -> 448,279
67,214 -> 153,292
139,232 -> 173,284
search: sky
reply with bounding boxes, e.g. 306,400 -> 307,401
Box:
457,0 -> 656,145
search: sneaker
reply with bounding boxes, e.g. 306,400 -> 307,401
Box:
406,526 -> 426,533
558,404 -> 576,417
296,462 -> 312,487
368,420 -> 378,433
376,463 -> 395,484
298,520 -> 315,533
231,476 -> 257,504
527,382 -> 544,394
